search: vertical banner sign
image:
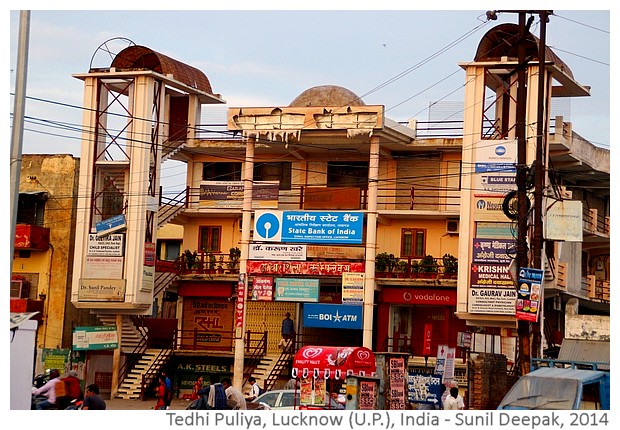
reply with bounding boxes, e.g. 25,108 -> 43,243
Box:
359,380 -> 377,410
235,273 -> 246,338
342,272 -> 364,304
516,267 -> 544,322
388,357 -> 406,410
423,324 -> 433,356
443,347 -> 456,383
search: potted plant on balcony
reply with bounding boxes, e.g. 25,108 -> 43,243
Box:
442,253 -> 458,279
376,252 -> 397,277
207,253 -> 216,274
419,254 -> 438,279
410,260 -> 420,278
176,249 -> 199,273
217,255 -> 225,274
395,260 -> 408,278
228,246 -> 241,273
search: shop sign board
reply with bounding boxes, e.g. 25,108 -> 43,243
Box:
472,238 -> 516,264
84,256 -> 123,279
249,243 -> 306,261
275,278 -> 319,302
303,303 -> 363,329
342,272 -> 364,304
254,210 -> 363,244
199,181 -> 279,209
95,214 -> 126,237
247,260 -> 364,275
73,326 -> 118,350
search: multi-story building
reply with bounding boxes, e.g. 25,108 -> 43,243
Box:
65,21 -> 608,403
11,154 -> 99,371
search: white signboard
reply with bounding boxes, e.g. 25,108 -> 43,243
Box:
249,243 -> 307,261
545,200 -> 583,242
141,266 -> 154,292
87,234 -> 124,256
475,139 -> 517,163
84,256 -> 124,279
342,272 -> 364,304
78,279 -> 126,302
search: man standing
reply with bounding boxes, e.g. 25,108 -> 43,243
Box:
82,384 -> 106,410
280,312 -> 295,348
221,377 -> 247,409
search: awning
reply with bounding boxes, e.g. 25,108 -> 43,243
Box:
292,345 -> 376,379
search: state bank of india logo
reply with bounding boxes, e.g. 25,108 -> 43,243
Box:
476,199 -> 486,210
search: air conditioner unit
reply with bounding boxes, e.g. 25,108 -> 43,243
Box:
446,219 -> 459,234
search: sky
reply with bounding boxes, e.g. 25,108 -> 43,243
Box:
8,5 -> 611,194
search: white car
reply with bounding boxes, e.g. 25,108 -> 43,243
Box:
252,389 -> 344,410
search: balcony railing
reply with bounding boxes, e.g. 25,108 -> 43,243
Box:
583,207 -> 610,236
180,185 -> 461,213
375,256 -> 457,280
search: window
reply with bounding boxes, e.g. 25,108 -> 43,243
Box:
202,162 -> 242,181
254,162 -> 292,190
327,162 -> 368,188
17,192 -> 47,226
199,226 -> 221,252
401,228 -> 426,257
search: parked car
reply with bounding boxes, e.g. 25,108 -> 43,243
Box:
497,359 -> 610,410
252,389 -> 344,410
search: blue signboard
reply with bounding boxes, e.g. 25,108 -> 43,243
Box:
303,303 -> 363,329
95,214 -> 127,237
408,372 -> 443,405
254,210 -> 364,244
475,162 -> 516,173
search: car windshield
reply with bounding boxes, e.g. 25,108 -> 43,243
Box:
499,376 -> 579,410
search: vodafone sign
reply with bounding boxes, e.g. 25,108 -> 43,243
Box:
380,288 -> 456,305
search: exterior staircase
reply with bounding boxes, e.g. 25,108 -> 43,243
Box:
243,354 -> 280,395
115,348 -> 172,399
97,314 -> 144,353
261,341 -> 296,392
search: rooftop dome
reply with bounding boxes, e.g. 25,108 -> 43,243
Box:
289,85 -> 365,107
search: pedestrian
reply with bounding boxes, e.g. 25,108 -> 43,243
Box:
207,376 -> 227,410
222,377 -> 247,409
32,369 -> 61,410
443,387 -> 461,410
154,375 -> 167,410
161,371 -> 172,409
82,384 -> 106,410
280,312 -> 295,348
247,377 -> 261,401
56,370 -> 83,409
191,375 -> 204,400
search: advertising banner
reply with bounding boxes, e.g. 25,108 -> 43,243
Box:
251,276 -> 273,301
84,256 -> 123,279
182,298 -> 233,350
473,195 -> 511,221
199,181 -> 279,209
516,267 -> 544,322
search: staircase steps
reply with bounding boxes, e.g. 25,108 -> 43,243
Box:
115,348 -> 171,400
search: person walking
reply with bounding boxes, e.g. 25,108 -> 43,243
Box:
280,312 -> 295,348
161,371 -> 173,409
154,375 -> 167,410
82,384 -> 106,410
207,376 -> 227,410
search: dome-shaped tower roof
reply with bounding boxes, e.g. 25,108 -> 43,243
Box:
289,85 -> 365,107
